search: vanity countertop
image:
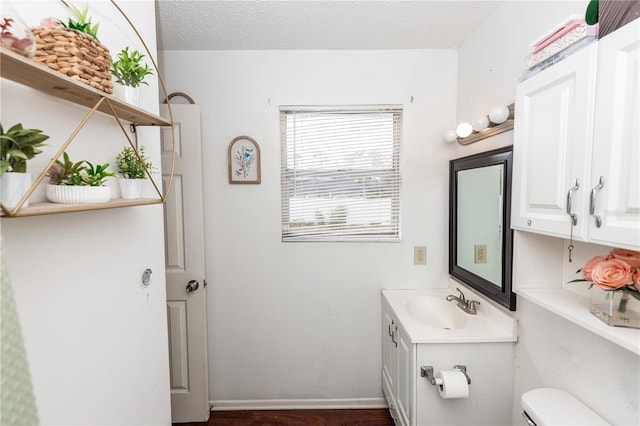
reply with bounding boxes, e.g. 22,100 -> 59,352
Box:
382,286 -> 518,344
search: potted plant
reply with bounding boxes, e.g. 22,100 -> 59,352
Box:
110,46 -> 154,105
45,151 -> 116,204
0,123 -> 49,209
31,3 -> 113,94
115,145 -> 154,199
59,2 -> 100,39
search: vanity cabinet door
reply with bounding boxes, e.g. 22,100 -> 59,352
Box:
395,325 -> 414,426
512,43 -> 597,240
381,299 -> 415,426
588,19 -> 640,250
381,302 -> 398,419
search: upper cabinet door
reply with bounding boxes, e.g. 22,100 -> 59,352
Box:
588,19 -> 640,250
512,44 -> 598,240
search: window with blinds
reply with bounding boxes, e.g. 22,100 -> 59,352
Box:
280,106 -> 402,242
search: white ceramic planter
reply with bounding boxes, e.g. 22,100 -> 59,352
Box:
0,172 -> 32,208
119,178 -> 143,199
46,185 -> 111,204
113,83 -> 140,106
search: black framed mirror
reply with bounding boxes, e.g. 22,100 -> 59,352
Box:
449,146 -> 515,311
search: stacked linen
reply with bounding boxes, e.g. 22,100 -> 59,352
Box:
521,15 -> 598,81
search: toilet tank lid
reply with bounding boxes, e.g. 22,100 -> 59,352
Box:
521,388 -> 610,425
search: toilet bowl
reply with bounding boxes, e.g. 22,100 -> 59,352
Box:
521,388 -> 610,425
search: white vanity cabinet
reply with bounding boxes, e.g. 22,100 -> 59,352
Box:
512,19 -> 640,250
381,289 -> 517,426
382,297 -> 414,426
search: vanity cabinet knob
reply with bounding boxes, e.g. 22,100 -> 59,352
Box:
527,219 -> 532,226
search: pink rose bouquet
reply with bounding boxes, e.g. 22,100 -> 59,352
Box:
571,248 -> 640,313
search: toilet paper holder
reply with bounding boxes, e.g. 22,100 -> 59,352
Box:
420,365 -> 471,385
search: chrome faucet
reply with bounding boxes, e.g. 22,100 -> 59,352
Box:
446,288 -> 480,315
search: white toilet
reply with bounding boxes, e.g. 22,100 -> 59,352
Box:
521,388 -> 610,425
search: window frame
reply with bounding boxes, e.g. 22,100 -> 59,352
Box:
280,105 -> 402,242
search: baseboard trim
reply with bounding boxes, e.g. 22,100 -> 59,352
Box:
210,397 -> 388,411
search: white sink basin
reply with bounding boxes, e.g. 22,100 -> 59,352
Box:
406,295 -> 468,330
382,286 -> 518,343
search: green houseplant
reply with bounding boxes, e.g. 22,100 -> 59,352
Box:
115,146 -> 154,199
0,123 -> 49,209
110,47 -> 154,105
59,2 -> 99,39
45,151 -> 116,204
115,146 -> 154,179
0,123 -> 49,176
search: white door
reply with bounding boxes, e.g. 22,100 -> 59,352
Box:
511,44 -> 597,240
160,103 -> 210,422
588,19 -> 640,249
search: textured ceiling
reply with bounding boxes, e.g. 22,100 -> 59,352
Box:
155,1 -> 502,50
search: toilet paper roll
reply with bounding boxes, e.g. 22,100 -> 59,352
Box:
436,370 -> 469,399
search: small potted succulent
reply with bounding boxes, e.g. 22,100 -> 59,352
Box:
110,47 -> 154,105
115,145 -> 155,199
45,151 -> 116,204
0,123 -> 49,209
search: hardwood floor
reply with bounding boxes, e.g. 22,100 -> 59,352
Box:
175,408 -> 394,426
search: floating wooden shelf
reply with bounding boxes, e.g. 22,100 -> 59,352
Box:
0,46 -> 175,218
1,198 -> 162,218
0,47 -> 170,126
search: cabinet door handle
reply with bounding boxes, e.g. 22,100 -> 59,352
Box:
589,176 -> 605,228
566,178 -> 579,225
388,320 -> 394,337
391,326 -> 398,347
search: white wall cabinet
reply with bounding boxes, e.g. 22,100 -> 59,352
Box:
512,19 -> 639,250
512,19 -> 640,356
511,43 -> 597,241
587,20 -> 640,248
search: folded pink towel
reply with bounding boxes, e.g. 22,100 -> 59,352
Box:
533,19 -> 585,53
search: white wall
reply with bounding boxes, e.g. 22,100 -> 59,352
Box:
1,1 -> 171,424
456,2 -> 640,425
159,49 -> 458,405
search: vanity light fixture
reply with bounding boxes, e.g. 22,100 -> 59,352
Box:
456,122 -> 473,138
443,103 -> 515,145
443,129 -> 458,144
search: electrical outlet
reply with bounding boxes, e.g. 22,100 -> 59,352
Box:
414,246 -> 427,265
474,244 -> 487,264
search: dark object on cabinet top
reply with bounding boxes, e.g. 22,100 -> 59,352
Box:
599,1 -> 640,38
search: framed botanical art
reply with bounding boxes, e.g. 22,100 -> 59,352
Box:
228,135 -> 261,184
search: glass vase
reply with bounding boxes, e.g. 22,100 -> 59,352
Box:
1,2 -> 36,58
590,287 -> 640,328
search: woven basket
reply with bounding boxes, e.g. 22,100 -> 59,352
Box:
31,27 -> 113,94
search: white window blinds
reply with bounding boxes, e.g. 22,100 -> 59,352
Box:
280,106 -> 402,242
